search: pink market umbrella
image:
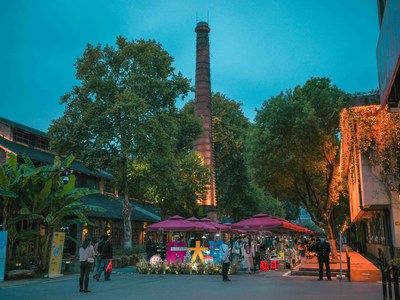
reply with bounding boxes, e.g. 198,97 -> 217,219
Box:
186,217 -> 218,232
147,215 -> 195,232
232,213 -> 309,234
200,218 -> 231,232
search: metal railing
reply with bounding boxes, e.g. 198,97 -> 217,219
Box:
345,247 -> 351,282
379,248 -> 400,300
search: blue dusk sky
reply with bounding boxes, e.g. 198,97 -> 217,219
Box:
1,1 -> 379,132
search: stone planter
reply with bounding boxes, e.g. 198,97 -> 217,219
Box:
5,269 -> 35,280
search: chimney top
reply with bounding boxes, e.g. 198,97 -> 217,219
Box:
195,22 -> 210,33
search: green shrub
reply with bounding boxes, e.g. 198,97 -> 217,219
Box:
389,258 -> 400,266
119,255 -> 130,267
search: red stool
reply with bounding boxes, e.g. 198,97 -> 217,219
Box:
260,261 -> 269,271
270,260 -> 278,270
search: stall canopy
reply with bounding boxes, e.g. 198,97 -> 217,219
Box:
186,217 -> 218,232
147,215 -> 195,232
200,218 -> 231,232
232,213 -> 312,234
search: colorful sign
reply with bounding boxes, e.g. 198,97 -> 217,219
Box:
48,232 -> 65,278
150,254 -> 163,266
0,231 -> 7,281
208,240 -> 222,263
187,241 -> 208,262
166,241 -> 187,264
204,255 -> 214,264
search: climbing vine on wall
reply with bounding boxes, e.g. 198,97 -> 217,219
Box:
340,105 -> 400,189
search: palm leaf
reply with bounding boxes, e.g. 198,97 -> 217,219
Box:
0,188 -> 17,198
39,179 -> 52,201
9,213 -> 44,224
21,153 -> 35,168
61,154 -> 75,167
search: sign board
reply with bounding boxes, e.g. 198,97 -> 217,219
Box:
166,241 -> 187,264
209,240 -> 222,263
0,231 -> 7,281
187,241 -> 208,262
48,232 -> 65,278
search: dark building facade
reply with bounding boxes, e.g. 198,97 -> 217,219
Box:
0,117 -> 160,253
377,0 -> 400,111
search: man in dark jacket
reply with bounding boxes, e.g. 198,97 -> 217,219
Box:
94,234 -> 113,281
315,234 -> 331,280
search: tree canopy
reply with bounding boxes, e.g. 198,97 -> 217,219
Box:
48,37 -> 202,246
249,77 -> 349,258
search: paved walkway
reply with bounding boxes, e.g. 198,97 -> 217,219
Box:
296,247 -> 381,282
0,269 -> 382,300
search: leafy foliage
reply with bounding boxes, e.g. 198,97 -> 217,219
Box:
48,37 -> 208,227
249,77 -> 349,258
0,154 -> 102,270
340,105 -> 400,190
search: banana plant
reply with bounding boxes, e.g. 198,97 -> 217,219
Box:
0,154 -> 22,230
2,153 -> 106,270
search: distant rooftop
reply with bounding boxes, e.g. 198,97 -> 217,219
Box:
0,116 -> 48,139
0,135 -> 113,179
350,90 -> 380,107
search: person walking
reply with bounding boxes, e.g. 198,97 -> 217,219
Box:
94,234 -> 113,281
231,236 -> 242,263
242,237 -> 255,274
79,236 -> 95,293
219,237 -> 232,281
315,234 -> 331,280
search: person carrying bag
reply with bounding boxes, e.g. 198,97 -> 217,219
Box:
93,234 -> 113,281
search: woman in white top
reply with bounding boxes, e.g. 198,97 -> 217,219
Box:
79,236 -> 95,293
241,237 -> 255,274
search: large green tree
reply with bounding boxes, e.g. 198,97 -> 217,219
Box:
249,78 -> 349,258
48,37 -> 199,246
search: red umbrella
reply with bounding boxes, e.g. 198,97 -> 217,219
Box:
186,217 -> 218,232
232,213 -> 309,234
147,215 -> 195,232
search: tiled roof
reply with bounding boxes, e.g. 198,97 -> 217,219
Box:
81,193 -> 160,223
0,116 -> 48,139
0,136 -> 113,179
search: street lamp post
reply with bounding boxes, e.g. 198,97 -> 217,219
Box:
339,230 -> 343,281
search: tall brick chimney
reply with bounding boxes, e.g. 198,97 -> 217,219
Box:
193,21 -> 217,210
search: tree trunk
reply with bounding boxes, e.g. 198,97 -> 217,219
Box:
325,220 -> 338,261
122,181 -> 132,249
41,231 -> 51,271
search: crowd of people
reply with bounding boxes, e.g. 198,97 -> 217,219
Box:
142,232 -> 332,282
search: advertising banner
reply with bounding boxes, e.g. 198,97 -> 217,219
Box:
209,240 -> 222,263
0,231 -> 7,281
48,232 -> 65,278
166,241 -> 187,264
